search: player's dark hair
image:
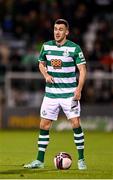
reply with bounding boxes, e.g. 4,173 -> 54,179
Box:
55,19 -> 69,29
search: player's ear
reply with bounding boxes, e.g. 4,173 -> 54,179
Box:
66,30 -> 69,36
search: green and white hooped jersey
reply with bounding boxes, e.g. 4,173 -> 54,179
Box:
38,40 -> 86,98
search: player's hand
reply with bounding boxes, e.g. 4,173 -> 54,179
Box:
45,74 -> 54,83
73,87 -> 81,100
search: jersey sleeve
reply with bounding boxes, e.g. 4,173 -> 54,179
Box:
74,45 -> 86,65
38,44 -> 46,62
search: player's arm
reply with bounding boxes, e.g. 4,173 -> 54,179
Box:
73,64 -> 87,100
73,45 -> 87,100
39,61 -> 54,83
38,44 -> 54,83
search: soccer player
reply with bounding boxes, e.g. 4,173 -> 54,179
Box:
24,19 -> 87,170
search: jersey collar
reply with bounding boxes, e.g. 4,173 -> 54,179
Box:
54,40 -> 68,47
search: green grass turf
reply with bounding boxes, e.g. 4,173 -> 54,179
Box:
0,130 -> 113,179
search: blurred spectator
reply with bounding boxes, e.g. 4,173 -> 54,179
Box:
21,46 -> 39,71
0,43 -> 10,65
88,40 -> 103,71
72,2 -> 92,34
100,47 -> 113,72
2,13 -> 13,33
9,49 -> 22,71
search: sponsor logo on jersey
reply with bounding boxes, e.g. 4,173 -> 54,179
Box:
51,59 -> 62,69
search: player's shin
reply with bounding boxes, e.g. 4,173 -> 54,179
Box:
73,126 -> 84,160
37,129 -> 50,162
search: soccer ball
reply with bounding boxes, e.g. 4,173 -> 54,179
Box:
54,152 -> 72,170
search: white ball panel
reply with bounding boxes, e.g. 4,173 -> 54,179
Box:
62,158 -> 72,169
54,157 -> 57,168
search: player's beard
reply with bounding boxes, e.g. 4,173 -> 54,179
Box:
55,35 -> 66,44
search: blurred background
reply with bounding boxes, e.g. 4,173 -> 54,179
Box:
0,0 -> 113,131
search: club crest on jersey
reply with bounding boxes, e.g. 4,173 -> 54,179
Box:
63,49 -> 70,57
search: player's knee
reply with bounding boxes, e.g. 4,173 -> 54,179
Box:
70,117 -> 80,128
40,119 -> 52,130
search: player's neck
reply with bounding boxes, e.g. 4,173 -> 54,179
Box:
56,39 -> 67,47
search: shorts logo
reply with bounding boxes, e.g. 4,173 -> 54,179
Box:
42,110 -> 47,116
51,59 -> 62,69
74,108 -> 79,114
70,108 -> 79,114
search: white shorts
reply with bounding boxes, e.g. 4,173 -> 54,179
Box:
40,96 -> 81,121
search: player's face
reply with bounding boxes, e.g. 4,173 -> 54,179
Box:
54,24 -> 69,43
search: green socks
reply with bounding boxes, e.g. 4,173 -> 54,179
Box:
73,126 -> 84,160
37,127 -> 84,162
37,129 -> 49,162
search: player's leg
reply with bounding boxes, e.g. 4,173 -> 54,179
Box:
24,97 -> 60,169
60,98 -> 87,170
70,117 -> 87,170
24,118 -> 52,169
36,118 -> 52,164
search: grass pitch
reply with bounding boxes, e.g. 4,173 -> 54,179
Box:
0,130 -> 113,179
